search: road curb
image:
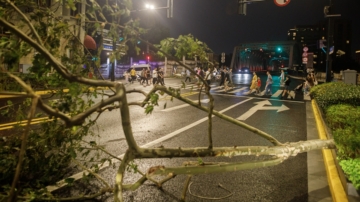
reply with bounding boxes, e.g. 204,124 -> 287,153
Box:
311,100 -> 348,202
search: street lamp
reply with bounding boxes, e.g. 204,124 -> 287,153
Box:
145,4 -> 155,10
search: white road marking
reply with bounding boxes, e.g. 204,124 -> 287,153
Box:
161,99 -> 210,112
47,97 -> 253,192
304,93 -> 311,100
288,91 -> 295,99
231,87 -> 248,93
237,100 -> 289,121
271,90 -> 283,98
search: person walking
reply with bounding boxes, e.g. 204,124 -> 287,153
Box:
256,77 -> 261,95
123,71 -> 130,85
205,68 -> 211,86
146,67 -> 151,85
140,68 -> 148,85
185,69 -> 191,82
196,68 -> 204,90
247,72 -> 258,94
228,68 -> 233,86
279,69 -> 285,86
281,75 -> 292,99
152,67 -> 158,85
157,68 -> 165,86
219,67 -> 225,87
265,71 -> 273,95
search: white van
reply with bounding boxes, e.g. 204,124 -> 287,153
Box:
128,64 -> 151,76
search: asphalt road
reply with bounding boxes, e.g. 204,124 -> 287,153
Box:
1,73 -> 311,201
68,75 -> 309,201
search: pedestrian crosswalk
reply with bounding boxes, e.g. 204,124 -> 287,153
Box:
166,84 -> 311,101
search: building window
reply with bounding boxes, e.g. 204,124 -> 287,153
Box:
346,40 -> 350,44
293,37 -> 295,40
293,33 -> 296,36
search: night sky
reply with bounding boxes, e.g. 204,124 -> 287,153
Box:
133,0 -> 360,57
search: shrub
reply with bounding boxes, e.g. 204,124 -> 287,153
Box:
325,104 -> 360,130
339,158 -> 360,190
332,127 -> 360,159
311,82 -> 360,110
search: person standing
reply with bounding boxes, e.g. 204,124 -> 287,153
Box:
130,68 -> 136,84
152,67 -> 158,85
281,75 -> 292,99
279,69 -> 285,85
185,69 -> 191,82
247,72 -> 258,94
265,71 -> 273,95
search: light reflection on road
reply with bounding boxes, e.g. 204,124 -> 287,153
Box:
232,73 -> 252,85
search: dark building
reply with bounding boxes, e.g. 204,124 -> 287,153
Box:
356,50 -> 360,65
287,19 -> 352,72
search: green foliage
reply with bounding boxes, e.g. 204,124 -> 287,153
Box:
316,83 -> 360,190
310,82 -> 360,110
339,158 -> 360,190
156,34 -> 212,63
326,104 -> 360,130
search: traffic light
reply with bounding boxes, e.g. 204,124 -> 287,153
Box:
238,0 -> 247,16
277,47 -> 282,52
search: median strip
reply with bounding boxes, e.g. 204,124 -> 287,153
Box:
312,100 -> 348,202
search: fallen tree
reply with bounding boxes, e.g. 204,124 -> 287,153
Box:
0,1 -> 335,201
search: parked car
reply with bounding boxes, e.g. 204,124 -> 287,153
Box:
237,67 -> 251,74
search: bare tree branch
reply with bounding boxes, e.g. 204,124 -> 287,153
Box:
8,93 -> 39,202
73,159 -> 110,188
137,139 -> 334,159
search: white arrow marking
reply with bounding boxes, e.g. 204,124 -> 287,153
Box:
260,104 -> 290,112
237,100 -> 289,120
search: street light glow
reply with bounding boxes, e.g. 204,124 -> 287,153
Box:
145,4 -> 155,9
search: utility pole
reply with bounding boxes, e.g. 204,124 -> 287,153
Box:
324,0 -> 340,82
